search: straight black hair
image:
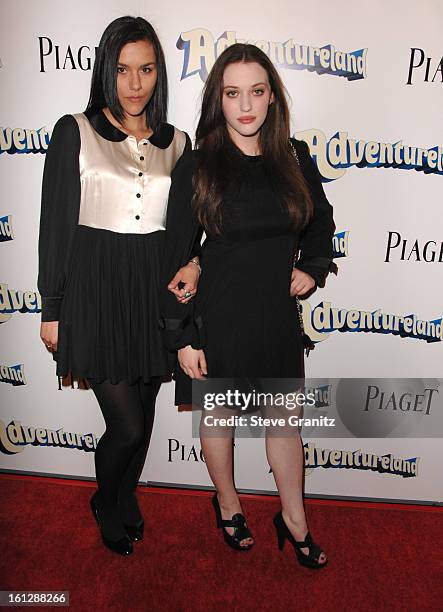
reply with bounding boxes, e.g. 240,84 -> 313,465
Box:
86,16 -> 168,130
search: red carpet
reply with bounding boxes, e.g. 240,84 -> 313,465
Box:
1,474 -> 442,611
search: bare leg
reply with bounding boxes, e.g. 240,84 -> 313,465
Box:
266,431 -> 327,563
200,413 -> 254,547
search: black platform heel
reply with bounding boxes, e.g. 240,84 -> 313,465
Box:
273,511 -> 327,569
211,494 -> 254,552
90,493 -> 133,556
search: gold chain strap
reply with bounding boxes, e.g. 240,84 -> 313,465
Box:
289,138 -> 300,164
289,139 -> 312,353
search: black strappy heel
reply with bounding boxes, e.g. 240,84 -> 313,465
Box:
211,494 -> 254,551
273,511 -> 327,569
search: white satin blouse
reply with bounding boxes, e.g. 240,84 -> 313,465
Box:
73,112 -> 187,234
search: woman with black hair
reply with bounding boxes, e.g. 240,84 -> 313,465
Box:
38,16 -> 199,555
162,44 -> 335,568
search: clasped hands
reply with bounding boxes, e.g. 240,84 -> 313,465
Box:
39,259 -> 202,354
171,266 -> 315,380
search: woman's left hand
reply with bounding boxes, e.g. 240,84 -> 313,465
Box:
168,262 -> 200,304
290,268 -> 315,297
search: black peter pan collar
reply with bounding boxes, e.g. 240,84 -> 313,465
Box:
84,107 -> 175,149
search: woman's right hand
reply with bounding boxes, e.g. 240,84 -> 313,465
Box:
178,346 -> 207,379
40,321 -> 59,352
168,261 -> 200,304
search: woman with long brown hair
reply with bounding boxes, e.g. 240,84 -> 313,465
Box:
161,43 -> 335,568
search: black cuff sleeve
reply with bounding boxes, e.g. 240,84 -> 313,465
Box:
295,258 -> 338,289
159,312 -> 206,351
41,297 -> 63,322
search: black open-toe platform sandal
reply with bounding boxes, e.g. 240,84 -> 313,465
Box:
211,494 -> 254,552
273,511 -> 327,569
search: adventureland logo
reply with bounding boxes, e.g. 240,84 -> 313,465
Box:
304,442 -> 419,478
0,419 -> 99,454
306,384 -> 331,409
0,284 -> 41,324
0,364 -> 26,386
0,215 -> 14,242
295,129 -> 443,181
0,127 -> 50,155
177,30 -> 367,81
333,231 -> 349,258
301,301 -> 443,345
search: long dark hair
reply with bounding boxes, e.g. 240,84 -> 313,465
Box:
86,16 -> 167,130
193,43 -> 313,234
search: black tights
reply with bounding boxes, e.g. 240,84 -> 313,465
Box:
88,377 -> 161,539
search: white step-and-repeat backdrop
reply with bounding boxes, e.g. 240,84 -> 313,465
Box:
1,0 -> 442,503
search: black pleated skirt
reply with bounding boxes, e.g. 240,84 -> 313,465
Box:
54,225 -> 168,384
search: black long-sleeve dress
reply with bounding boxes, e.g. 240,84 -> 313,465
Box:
160,139 -> 336,404
38,108 -> 190,384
